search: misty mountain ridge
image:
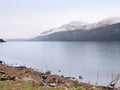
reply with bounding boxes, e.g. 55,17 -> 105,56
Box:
39,17 -> 120,36
31,17 -> 120,41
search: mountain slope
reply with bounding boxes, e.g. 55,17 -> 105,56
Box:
39,17 -> 120,36
31,22 -> 120,41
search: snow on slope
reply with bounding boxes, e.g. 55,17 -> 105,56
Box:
40,17 -> 120,36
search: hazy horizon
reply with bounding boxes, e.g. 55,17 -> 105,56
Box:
0,0 -> 120,39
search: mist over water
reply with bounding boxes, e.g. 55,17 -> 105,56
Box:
0,42 -> 120,85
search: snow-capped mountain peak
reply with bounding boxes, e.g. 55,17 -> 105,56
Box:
40,17 -> 120,36
59,21 -> 89,30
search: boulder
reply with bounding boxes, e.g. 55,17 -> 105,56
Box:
0,61 -> 4,64
0,75 -> 15,81
0,70 -> 6,74
49,83 -> 57,87
16,66 -> 26,70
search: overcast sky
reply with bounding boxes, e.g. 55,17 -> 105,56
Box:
0,0 -> 120,39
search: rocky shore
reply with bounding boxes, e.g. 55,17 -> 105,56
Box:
0,61 -> 93,88
0,61 -> 119,90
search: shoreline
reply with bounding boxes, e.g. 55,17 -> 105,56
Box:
0,61 -> 92,88
0,61 -> 118,90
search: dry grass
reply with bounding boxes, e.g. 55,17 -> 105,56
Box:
0,80 -> 65,90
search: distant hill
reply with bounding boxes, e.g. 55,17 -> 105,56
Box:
31,18 -> 120,41
0,39 -> 5,42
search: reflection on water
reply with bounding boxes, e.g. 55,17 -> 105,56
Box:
0,42 -> 120,85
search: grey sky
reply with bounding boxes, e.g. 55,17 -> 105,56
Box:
0,0 -> 120,39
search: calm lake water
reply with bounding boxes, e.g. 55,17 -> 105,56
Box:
0,42 -> 120,85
